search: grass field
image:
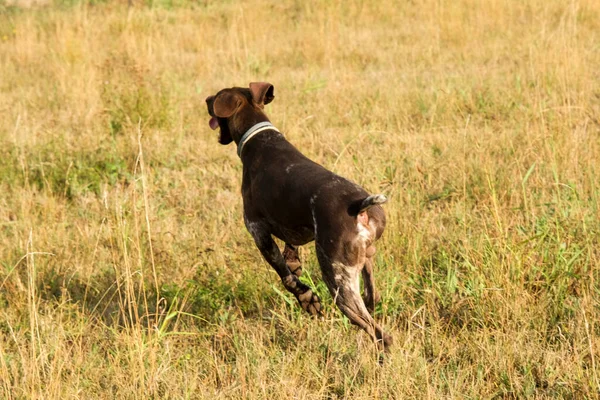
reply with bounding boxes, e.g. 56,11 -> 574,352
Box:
1,0 -> 599,398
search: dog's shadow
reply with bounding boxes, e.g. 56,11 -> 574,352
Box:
1,259 -> 332,331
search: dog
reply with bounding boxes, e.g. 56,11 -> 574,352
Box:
205,82 -> 392,350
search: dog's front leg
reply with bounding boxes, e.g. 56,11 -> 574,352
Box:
244,217 -> 321,316
282,244 -> 302,277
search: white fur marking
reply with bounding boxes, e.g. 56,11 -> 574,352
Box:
357,221 -> 372,241
332,262 -> 361,293
310,195 -> 319,236
370,194 -> 387,204
244,215 -> 262,239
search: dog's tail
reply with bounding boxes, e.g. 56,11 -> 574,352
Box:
359,194 -> 387,212
349,194 -> 388,217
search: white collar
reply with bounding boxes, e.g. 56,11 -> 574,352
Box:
237,122 -> 279,158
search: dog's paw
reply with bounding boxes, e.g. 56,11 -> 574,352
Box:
375,330 -> 394,354
283,245 -> 302,277
297,289 -> 322,316
380,333 -> 394,352
289,265 -> 303,277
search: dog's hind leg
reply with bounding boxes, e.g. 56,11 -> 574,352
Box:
283,244 -> 302,277
316,246 -> 392,351
245,217 -> 321,315
362,246 -> 381,314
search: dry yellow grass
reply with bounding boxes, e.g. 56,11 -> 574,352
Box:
0,0 -> 599,398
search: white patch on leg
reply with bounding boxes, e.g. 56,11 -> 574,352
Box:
244,215 -> 262,238
332,261 -> 362,293
357,221 -> 372,241
310,194 -> 319,236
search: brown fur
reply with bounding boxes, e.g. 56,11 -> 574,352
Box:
205,82 -> 392,350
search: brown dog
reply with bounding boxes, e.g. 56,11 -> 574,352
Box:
205,82 -> 392,350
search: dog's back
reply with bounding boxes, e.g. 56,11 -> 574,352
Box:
206,82 -> 392,351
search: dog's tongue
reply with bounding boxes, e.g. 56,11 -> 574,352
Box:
209,117 -> 219,130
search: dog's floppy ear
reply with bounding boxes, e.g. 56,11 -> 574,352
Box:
249,82 -> 274,106
213,91 -> 242,118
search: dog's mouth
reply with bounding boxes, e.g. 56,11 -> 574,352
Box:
209,116 -> 219,130
206,96 -> 233,145
208,116 -> 232,144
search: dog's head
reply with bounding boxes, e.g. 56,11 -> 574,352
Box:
205,82 -> 275,145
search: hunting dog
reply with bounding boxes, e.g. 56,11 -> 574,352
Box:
205,82 -> 392,350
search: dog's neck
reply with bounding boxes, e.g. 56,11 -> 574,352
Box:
237,122 -> 280,158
